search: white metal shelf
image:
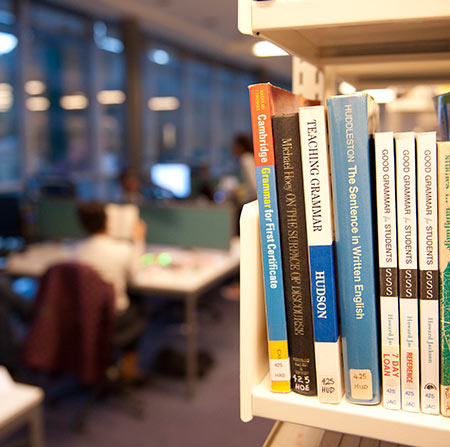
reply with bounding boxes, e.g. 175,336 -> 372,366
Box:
253,374 -> 450,447
238,0 -> 450,86
239,201 -> 450,447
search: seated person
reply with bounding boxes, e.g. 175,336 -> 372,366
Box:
76,202 -> 146,314
117,169 -> 144,204
76,202 -> 148,381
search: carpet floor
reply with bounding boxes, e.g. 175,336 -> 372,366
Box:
36,294 -> 273,447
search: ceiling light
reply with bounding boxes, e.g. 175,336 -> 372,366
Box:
149,49 -> 170,65
25,80 -> 46,96
148,96 -> 179,111
60,94 -> 89,110
339,81 -> 356,95
97,90 -> 126,105
252,41 -> 288,57
96,36 -> 123,54
26,97 -> 50,112
363,88 -> 396,104
0,32 -> 17,55
0,83 -> 12,93
0,83 -> 13,111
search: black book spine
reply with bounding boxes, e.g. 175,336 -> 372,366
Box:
273,113 -> 317,395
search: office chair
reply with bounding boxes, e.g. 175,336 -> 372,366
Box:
22,262 -> 145,431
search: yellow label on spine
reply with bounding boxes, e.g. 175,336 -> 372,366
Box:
272,380 -> 290,393
269,340 -> 289,359
268,340 -> 291,392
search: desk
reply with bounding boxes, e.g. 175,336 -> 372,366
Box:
0,383 -> 45,447
7,240 -> 240,397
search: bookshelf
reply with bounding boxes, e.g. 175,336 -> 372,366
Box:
240,202 -> 450,447
238,0 -> 450,88
239,4 -> 450,445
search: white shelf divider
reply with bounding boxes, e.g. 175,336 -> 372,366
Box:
240,201 -> 450,447
239,200 -> 269,423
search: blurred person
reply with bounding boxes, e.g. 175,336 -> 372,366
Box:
232,134 -> 257,204
117,169 -> 144,203
76,202 -> 148,381
76,202 -> 147,314
190,164 -> 216,202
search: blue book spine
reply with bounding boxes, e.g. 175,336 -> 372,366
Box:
249,83 -> 291,392
308,245 -> 339,342
327,93 -> 381,404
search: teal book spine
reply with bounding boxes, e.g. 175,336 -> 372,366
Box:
438,141 -> 450,416
327,93 -> 381,404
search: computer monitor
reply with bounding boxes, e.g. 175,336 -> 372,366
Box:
150,163 -> 191,199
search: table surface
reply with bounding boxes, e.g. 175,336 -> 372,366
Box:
6,238 -> 240,295
0,383 -> 44,430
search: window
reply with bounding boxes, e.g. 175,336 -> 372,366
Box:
0,1 -> 264,195
188,60 -> 213,166
28,4 -> 91,177
144,44 -> 184,165
94,21 -> 126,178
0,0 -> 18,187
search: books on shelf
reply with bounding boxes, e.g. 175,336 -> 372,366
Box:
326,93 -> 381,405
374,131 -> 400,410
395,131 -> 420,413
273,113 -> 317,396
248,83 -> 317,393
246,81 -> 450,419
416,131 -> 440,415
438,140 -> 450,416
299,105 -> 343,404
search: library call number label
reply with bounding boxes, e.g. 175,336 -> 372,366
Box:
350,369 -> 373,400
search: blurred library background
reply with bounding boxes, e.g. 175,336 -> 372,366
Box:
0,1 -> 290,446
0,0 -> 447,446
0,0 -> 291,200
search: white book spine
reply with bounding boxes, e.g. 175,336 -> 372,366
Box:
395,132 -> 420,413
299,105 -> 343,404
374,132 -> 401,410
416,131 -> 440,414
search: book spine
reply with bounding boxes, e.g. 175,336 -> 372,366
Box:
438,141 -> 450,416
273,113 -> 317,396
249,84 -> 291,393
417,131 -> 440,415
434,92 -> 450,141
327,94 -> 381,404
299,105 -> 343,403
374,131 -> 401,410
395,132 -> 420,413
